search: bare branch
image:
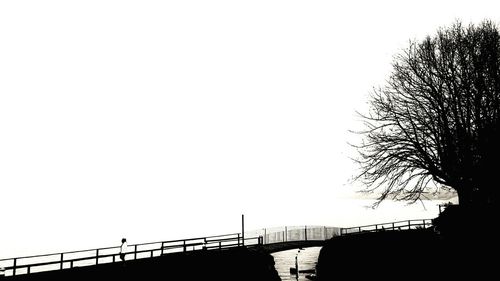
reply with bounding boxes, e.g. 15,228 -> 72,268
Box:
353,20 -> 500,208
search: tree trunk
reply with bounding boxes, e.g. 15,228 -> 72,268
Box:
456,187 -> 473,208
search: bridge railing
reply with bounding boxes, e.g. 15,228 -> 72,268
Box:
246,226 -> 341,245
0,232 -> 254,277
2,221 -> 424,278
339,219 -> 433,236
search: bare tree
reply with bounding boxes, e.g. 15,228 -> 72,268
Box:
354,20 -> 500,208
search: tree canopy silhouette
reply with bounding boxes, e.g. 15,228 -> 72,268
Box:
355,20 -> 500,208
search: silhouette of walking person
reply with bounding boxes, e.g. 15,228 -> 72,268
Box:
295,254 -> 299,279
120,238 -> 127,262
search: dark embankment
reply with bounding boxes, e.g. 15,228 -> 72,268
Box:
316,226 -> 498,280
6,246 -> 280,281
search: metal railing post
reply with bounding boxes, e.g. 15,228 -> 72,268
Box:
241,214 -> 245,246
96,249 -> 99,265
183,240 -> 186,252
161,242 -> 165,255
408,220 -> 411,229
60,253 -> 64,270
237,233 -> 240,246
13,258 -> 16,276
305,226 -> 307,241
134,245 -> 137,260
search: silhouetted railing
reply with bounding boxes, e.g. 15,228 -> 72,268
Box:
339,219 -> 433,235
0,233 -> 257,277
1,221 -> 426,277
252,226 -> 341,244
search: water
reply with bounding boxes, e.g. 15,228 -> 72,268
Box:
271,247 -> 321,281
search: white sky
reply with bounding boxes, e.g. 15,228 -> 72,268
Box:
0,0 -> 494,258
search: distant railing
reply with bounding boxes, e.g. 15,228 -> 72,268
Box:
339,219 -> 433,236
248,226 -> 341,244
0,232 -> 259,277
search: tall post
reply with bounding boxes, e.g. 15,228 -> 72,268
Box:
13,258 -> 17,276
96,249 -> 99,265
305,225 -> 307,241
60,253 -> 64,270
241,214 -> 245,246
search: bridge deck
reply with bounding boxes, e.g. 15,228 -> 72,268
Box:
252,241 -> 326,253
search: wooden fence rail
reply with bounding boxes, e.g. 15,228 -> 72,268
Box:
0,220 -> 433,277
339,219 -> 433,236
0,232 -> 259,277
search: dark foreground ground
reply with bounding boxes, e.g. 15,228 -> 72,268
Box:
5,246 -> 280,281
316,228 -> 499,280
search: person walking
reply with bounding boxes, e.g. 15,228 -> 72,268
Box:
120,238 -> 127,262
